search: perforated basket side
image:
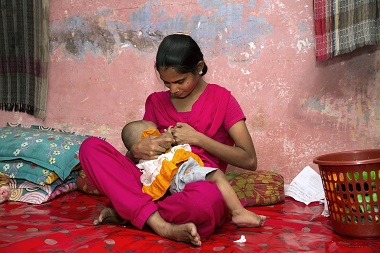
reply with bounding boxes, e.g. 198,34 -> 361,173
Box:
319,164 -> 380,238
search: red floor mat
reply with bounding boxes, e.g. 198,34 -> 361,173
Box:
0,191 -> 379,253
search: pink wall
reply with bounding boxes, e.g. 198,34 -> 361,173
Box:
1,0 -> 379,183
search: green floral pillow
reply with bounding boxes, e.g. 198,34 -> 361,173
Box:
226,169 -> 285,206
0,126 -> 88,180
0,159 -> 60,186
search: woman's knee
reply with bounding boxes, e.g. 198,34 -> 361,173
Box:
184,181 -> 227,236
80,137 -> 104,154
188,181 -> 225,207
180,181 -> 226,220
157,181 -> 227,238
158,181 -> 226,217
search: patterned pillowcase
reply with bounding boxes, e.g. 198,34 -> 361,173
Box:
0,159 -> 59,186
8,171 -> 78,204
0,125 -> 90,180
226,169 -> 285,206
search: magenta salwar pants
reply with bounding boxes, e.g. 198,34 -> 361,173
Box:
79,137 -> 227,238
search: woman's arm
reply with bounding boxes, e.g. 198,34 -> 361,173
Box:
172,120 -> 257,170
128,134 -> 175,162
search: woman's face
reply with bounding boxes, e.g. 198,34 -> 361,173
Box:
158,67 -> 200,99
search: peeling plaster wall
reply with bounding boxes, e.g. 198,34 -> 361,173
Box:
1,0 -> 379,183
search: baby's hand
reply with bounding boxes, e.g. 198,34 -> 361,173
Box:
154,127 -> 175,147
164,126 -> 174,135
161,131 -> 172,139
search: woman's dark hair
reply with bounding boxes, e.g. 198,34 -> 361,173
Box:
155,34 -> 208,76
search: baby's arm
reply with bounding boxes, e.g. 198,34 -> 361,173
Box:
158,126 -> 175,145
148,126 -> 175,150
163,126 -> 173,135
129,128 -> 174,161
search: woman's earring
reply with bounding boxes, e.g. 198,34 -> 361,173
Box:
199,71 -> 203,75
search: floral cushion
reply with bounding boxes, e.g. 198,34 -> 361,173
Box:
0,159 -> 60,186
76,168 -> 102,195
226,169 -> 285,206
0,124 -> 89,180
0,123 -> 105,204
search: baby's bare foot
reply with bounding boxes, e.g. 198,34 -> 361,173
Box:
158,222 -> 201,246
93,207 -> 128,226
232,209 -> 267,227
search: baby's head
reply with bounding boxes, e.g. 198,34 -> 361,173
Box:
122,120 -> 158,150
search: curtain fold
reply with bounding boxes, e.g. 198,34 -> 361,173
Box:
0,0 -> 49,119
314,0 -> 380,61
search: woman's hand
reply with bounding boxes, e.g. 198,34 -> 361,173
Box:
171,123 -> 202,146
172,120 -> 257,171
130,132 -> 174,161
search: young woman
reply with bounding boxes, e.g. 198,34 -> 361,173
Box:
79,34 -> 262,246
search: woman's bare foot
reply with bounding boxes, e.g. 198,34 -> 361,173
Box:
93,207 -> 129,226
160,222 -> 201,246
231,208 -> 267,227
147,211 -> 201,246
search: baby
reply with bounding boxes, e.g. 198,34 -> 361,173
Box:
121,120 -> 267,228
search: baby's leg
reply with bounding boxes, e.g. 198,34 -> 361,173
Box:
93,207 -> 129,226
206,170 -> 267,227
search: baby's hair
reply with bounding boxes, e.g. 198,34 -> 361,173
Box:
155,34 -> 208,76
122,120 -> 157,150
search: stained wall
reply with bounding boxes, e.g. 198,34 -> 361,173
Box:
1,0 -> 379,183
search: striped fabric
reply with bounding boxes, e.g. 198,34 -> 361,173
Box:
0,0 -> 49,119
314,0 -> 380,61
